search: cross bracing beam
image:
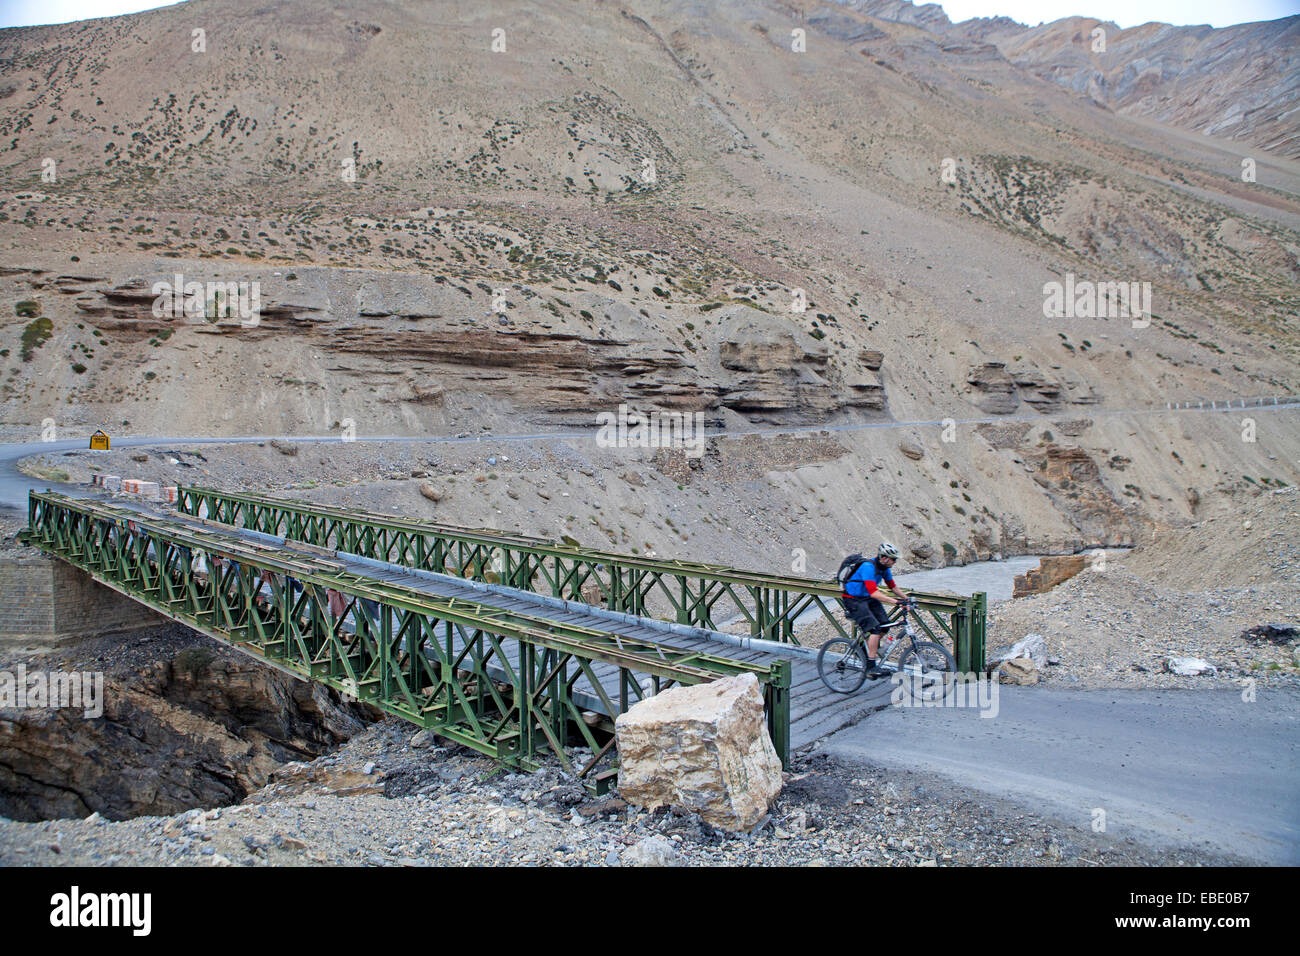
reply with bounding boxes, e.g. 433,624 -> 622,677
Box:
178,486 -> 986,671
24,492 -> 792,782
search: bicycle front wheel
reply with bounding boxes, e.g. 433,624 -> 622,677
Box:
897,641 -> 957,701
818,638 -> 870,694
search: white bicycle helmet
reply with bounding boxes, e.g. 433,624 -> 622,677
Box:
878,542 -> 900,560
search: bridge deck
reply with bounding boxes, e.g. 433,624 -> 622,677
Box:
102,497 -> 891,749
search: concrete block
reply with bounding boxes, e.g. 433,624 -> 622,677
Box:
1,552 -> 164,651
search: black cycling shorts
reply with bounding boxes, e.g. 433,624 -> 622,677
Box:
843,595 -> 890,633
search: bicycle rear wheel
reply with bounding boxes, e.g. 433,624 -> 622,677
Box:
818,638 -> 870,693
897,641 -> 957,702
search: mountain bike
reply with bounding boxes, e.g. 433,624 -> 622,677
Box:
817,601 -> 956,700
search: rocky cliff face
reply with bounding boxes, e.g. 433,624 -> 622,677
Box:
967,361 -> 1101,415
4,263 -> 886,425
0,627 -> 376,821
1032,443 -> 1148,542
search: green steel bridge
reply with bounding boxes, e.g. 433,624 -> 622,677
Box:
175,486 -> 987,669
22,486 -> 987,790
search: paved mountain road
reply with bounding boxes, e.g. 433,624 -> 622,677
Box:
820,685 -> 1300,863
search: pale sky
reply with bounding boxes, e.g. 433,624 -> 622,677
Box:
941,0 -> 1298,28
1,0 -> 186,28
0,0 -> 1294,30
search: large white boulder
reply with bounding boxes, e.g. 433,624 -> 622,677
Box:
1165,657 -> 1217,676
990,633 -> 1049,670
614,672 -> 782,832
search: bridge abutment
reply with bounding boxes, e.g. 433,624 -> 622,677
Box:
0,551 -> 165,652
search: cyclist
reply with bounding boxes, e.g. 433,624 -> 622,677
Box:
841,542 -> 913,676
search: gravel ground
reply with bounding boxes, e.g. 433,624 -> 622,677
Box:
989,570 -> 1298,690
988,488 -> 1299,691
0,714 -> 1249,867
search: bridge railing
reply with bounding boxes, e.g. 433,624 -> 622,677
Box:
177,486 -> 987,672
25,491 -> 792,779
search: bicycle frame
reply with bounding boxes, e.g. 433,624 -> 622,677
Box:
822,604 -> 956,698
848,607 -> 920,672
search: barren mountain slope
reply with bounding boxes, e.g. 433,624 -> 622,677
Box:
0,0 -> 1296,562
845,0 -> 1300,158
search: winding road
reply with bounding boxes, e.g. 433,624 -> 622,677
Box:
4,395 -> 1296,510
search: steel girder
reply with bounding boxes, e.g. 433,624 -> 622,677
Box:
25,492 -> 792,781
178,486 -> 986,671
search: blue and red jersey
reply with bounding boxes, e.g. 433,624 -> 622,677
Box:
842,558 -> 895,598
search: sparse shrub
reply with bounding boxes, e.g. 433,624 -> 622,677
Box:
26,464 -> 69,482
21,317 -> 52,361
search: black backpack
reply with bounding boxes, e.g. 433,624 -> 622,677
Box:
836,553 -> 868,597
